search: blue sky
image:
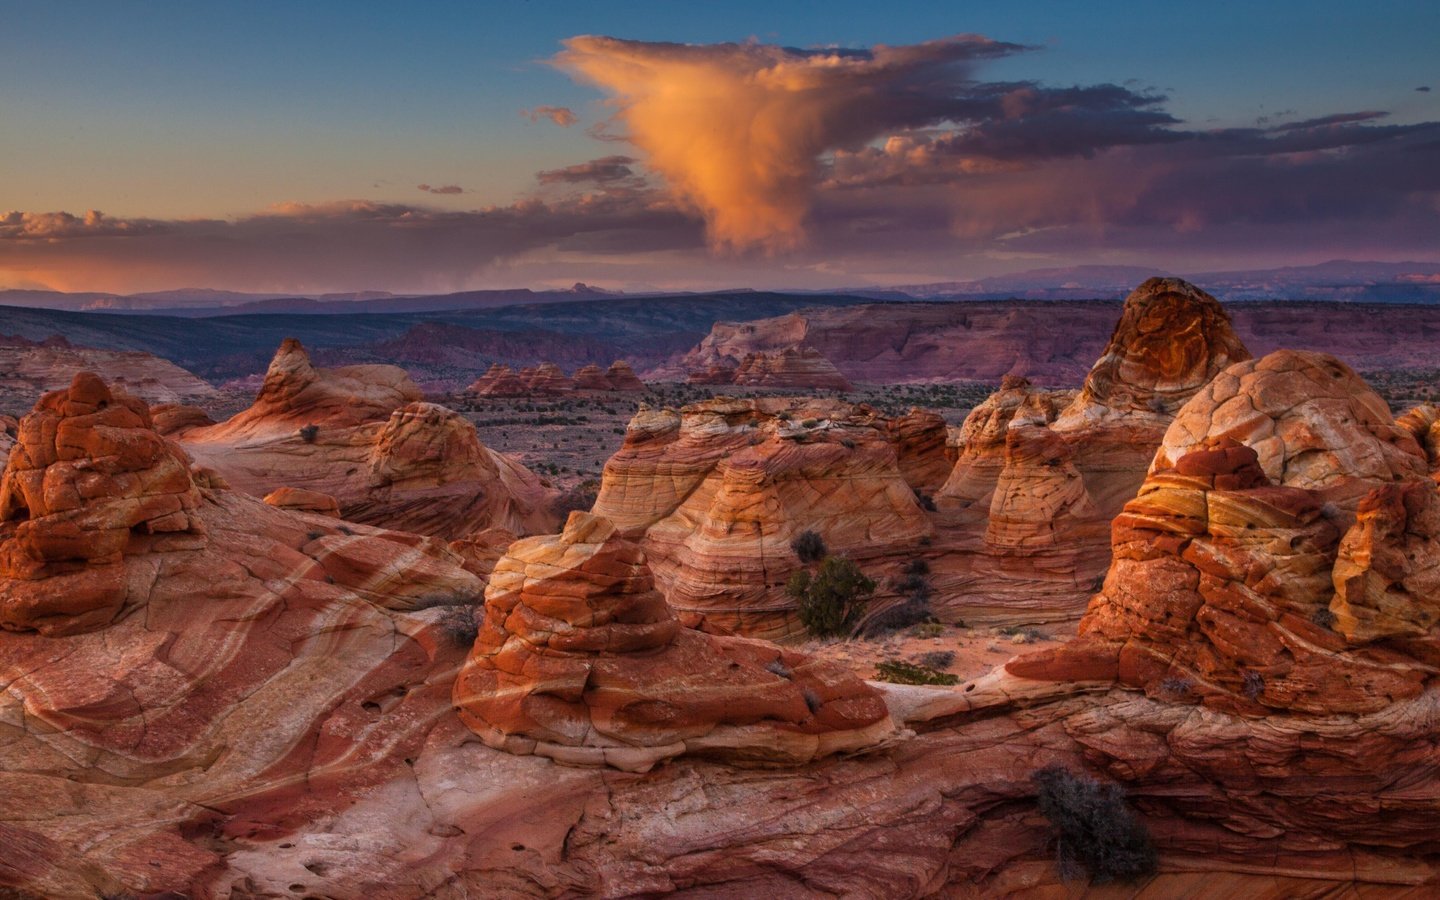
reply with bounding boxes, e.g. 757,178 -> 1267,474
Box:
1,1 -> 1435,292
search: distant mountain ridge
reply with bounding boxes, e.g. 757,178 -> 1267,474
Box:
6,261 -> 1440,314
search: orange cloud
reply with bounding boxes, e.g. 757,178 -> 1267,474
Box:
522,105 -> 579,127
555,34 -> 1021,253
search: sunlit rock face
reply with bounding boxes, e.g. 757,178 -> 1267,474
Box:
1,375 -> 1437,898
0,371 -> 482,638
928,278 -> 1252,626
178,340 -> 559,539
591,397 -> 932,638
1019,350 -> 1440,715
454,512 -> 895,772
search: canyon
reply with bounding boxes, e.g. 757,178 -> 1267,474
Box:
0,277 -> 1436,897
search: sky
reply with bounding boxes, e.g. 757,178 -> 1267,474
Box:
1,1 -> 1437,294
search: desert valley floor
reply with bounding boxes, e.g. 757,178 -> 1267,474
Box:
2,278 -> 1439,898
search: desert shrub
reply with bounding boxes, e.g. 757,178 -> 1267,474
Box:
1032,765 -> 1157,883
854,595 -> 935,637
764,657 -> 793,679
788,556 -> 875,637
1158,675 -> 1192,697
298,423 -> 319,443
1311,606 -> 1336,629
790,529 -> 828,564
911,622 -> 945,638
875,660 -> 959,686
800,686 -> 822,714
436,605 -> 481,648
913,488 -> 938,511
918,650 -> 955,669
1242,670 -> 1266,699
904,558 -> 931,578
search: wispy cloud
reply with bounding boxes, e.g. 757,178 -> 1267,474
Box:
522,105 -> 579,127
416,183 -> 465,195
536,155 -> 637,184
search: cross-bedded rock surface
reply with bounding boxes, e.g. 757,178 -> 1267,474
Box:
178,340 -> 560,539
1,368 -> 1437,898
454,512 -> 896,772
927,278 -> 1252,625
591,397 -> 934,638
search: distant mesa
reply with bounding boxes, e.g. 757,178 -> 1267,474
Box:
467,359 -> 645,396
686,346 -> 852,391
178,339 -> 559,539
454,512 -> 896,772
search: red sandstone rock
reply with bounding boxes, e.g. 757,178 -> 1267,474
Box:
522,361 -> 574,393
885,407 -> 954,494
732,346 -> 854,391
180,342 -> 559,540
592,397 -> 933,637
1021,352 -> 1440,716
0,341 -> 220,406
604,360 -> 645,391
453,512 -> 896,771
571,363 -> 612,390
262,486 -> 341,517
148,402 -> 216,437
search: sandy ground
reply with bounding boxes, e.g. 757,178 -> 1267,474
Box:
800,620 -> 1077,685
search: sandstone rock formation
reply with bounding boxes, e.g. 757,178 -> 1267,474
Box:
0,372 -> 481,637
180,341 -> 558,539
262,486 -> 341,517
2,368 -> 1437,897
148,402 -> 216,437
469,359 -> 645,395
0,335 -> 221,407
732,346 -> 854,390
454,512 -> 896,771
0,413 -> 16,470
938,375 -> 1074,517
1021,350 -> 1440,716
592,397 -> 933,637
687,362 -> 739,384
203,337 -> 422,439
929,279 -> 1251,625
604,360 -> 645,390
885,407 -> 955,495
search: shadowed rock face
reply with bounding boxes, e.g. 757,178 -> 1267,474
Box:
1019,350 -> 1440,716
591,397 -> 933,638
179,340 -> 559,539
454,512 -> 896,772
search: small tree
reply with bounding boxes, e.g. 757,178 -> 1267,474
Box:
298,423 -> 319,443
788,556 -> 875,637
791,529 -> 827,564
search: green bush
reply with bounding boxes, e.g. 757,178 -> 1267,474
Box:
790,529 -> 827,563
787,556 -> 875,637
874,660 -> 959,686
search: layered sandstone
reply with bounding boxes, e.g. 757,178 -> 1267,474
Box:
203,337 -> 421,440
180,341 -> 558,539
937,375 -> 1073,517
454,512 -> 895,771
2,370 -> 1437,896
0,372 -> 481,637
732,347 -> 854,391
262,486 -> 341,517
0,338 -> 221,406
929,279 -> 1250,625
592,397 -> 933,637
1022,350 -> 1440,716
469,359 -> 645,395
885,407 -> 955,495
